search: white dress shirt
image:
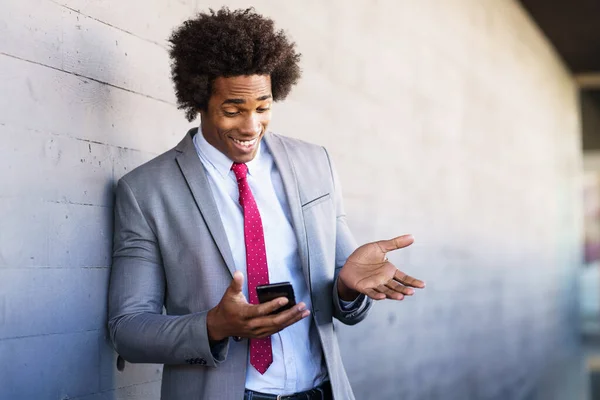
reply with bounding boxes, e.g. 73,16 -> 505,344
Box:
193,131 -> 330,394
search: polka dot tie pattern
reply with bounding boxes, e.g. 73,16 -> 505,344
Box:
231,162 -> 273,374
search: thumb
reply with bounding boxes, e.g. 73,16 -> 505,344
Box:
228,271 -> 245,294
377,234 -> 414,253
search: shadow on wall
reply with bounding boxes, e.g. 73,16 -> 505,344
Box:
62,17 -> 165,398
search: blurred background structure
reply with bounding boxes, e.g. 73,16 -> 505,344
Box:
522,0 -> 600,398
0,0 -> 597,399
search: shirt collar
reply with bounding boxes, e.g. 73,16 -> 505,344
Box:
194,126 -> 264,179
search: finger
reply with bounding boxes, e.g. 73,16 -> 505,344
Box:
247,297 -> 290,318
364,288 -> 386,300
256,309 -> 310,338
385,280 -> 413,296
394,270 -> 426,288
251,304 -> 309,336
271,304 -> 310,328
376,234 -> 414,253
375,284 -> 404,301
228,271 -> 245,294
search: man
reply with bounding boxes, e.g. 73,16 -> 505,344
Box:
108,8 -> 425,400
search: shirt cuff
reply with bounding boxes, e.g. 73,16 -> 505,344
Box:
209,338 -> 229,363
339,293 -> 366,311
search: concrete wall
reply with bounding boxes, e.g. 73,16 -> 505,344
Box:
0,1 -> 582,399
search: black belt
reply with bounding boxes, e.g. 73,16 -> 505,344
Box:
244,381 -> 332,400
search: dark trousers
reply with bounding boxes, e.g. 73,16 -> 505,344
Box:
244,381 -> 333,400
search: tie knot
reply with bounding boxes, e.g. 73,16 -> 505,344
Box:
231,163 -> 248,180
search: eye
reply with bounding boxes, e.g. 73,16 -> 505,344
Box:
257,107 -> 271,113
223,110 -> 239,117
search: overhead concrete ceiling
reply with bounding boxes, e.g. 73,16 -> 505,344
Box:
518,0 -> 600,87
519,0 -> 600,152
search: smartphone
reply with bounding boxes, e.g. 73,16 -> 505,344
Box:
256,282 -> 296,314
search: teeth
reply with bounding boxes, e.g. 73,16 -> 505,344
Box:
232,138 -> 258,147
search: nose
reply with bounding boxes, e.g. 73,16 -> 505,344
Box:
239,113 -> 261,137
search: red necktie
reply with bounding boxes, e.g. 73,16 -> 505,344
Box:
231,163 -> 272,374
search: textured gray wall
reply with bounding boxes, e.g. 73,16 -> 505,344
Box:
0,1 -> 582,399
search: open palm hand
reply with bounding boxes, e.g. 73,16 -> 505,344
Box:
338,234 -> 425,301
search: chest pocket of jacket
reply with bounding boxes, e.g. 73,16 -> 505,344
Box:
301,192 -> 335,251
301,193 -> 335,245
301,193 -> 331,209
301,193 -> 334,237
301,194 -> 335,263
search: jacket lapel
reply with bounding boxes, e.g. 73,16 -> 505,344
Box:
264,133 -> 311,289
175,129 -> 236,278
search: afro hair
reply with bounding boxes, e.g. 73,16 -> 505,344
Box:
168,7 -> 302,121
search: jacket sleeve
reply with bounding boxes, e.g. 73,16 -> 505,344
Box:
107,178 -> 229,366
323,149 -> 373,325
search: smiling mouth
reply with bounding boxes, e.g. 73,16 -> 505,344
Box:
231,137 -> 259,147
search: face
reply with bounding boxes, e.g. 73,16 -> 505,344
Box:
200,75 -> 273,163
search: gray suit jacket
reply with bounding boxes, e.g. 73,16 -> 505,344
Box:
108,129 -> 373,400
